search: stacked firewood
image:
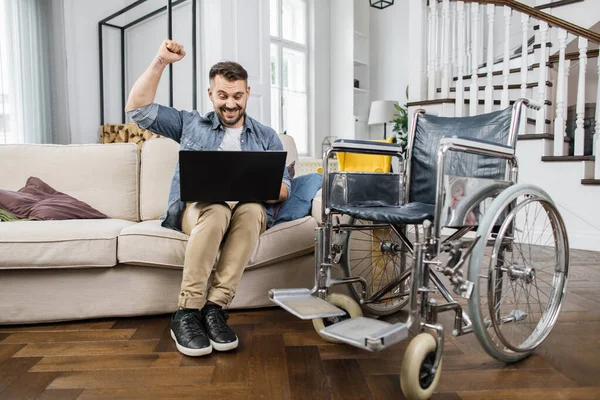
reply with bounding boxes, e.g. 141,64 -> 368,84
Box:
99,123 -> 162,149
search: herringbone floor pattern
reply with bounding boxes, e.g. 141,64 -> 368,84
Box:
1,248 -> 600,399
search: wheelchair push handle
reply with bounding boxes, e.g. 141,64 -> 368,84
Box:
515,97 -> 543,111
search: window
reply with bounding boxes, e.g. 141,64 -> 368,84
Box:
0,0 -> 11,144
270,0 -> 309,155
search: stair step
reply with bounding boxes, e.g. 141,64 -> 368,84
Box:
437,81 -> 552,94
407,98 -> 455,107
407,98 -> 553,109
541,155 -> 595,162
526,117 -> 551,126
582,179 -> 600,185
453,63 -> 554,82
550,49 -> 599,63
518,134 -> 573,142
268,288 -> 346,320
532,43 -> 553,50
319,316 -> 409,352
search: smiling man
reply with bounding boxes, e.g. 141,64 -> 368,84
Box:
125,39 -> 290,357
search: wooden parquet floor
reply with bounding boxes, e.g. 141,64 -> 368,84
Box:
1,248 -> 600,399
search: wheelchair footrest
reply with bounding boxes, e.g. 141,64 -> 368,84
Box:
268,288 -> 346,320
319,317 -> 410,352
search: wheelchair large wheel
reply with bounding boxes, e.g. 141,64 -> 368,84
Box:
468,183 -> 569,362
340,218 -> 417,316
400,333 -> 442,400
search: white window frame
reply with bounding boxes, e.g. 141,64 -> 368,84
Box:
270,0 -> 310,156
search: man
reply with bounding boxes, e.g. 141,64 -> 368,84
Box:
125,39 -> 290,357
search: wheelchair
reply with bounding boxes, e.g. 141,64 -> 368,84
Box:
270,98 -> 569,400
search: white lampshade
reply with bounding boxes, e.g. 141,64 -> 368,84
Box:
368,100 -> 399,125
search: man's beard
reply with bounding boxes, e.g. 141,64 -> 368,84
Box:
218,106 -> 245,127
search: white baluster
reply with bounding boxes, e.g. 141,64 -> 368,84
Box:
575,37 -> 588,156
520,14 -> 529,98
564,59 -> 571,135
595,47 -> 600,178
466,4 -> 471,75
554,29 -> 568,156
501,6 -> 511,108
427,1 -> 435,100
484,4 -> 495,113
434,0 -> 440,88
520,13 -> 530,132
451,2 -> 457,73
441,0 -> 451,98
456,1 -> 466,117
470,3 -> 480,116
536,22 -> 549,134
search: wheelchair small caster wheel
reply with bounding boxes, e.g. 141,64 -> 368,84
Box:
401,333 -> 442,400
312,293 -> 362,343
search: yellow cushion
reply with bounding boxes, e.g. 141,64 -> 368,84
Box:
337,136 -> 395,173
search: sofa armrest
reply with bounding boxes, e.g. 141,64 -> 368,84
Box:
310,189 -> 322,225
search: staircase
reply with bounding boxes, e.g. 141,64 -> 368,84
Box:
407,0 -> 600,251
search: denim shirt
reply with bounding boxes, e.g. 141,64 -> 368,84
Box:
127,103 -> 291,232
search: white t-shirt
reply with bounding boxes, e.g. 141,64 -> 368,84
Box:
218,126 -> 243,151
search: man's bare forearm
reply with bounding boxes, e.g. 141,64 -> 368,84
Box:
125,58 -> 166,111
125,40 -> 186,111
266,184 -> 289,204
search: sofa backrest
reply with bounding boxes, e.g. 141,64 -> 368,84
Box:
139,138 -> 179,221
139,134 -> 299,221
0,143 -> 140,221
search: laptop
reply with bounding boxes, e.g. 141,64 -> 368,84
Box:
179,150 -> 287,202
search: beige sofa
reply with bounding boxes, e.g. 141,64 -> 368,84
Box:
0,135 -> 320,324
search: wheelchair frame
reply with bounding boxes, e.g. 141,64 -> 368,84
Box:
270,98 -> 570,400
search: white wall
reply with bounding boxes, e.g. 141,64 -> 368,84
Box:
63,0 -> 125,143
63,0 -> 269,144
312,0 -> 331,158
329,0 -> 354,142
368,0 -> 409,140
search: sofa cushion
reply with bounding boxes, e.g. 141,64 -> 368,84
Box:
139,134 -> 301,222
0,143 -> 139,221
117,220 -> 189,268
0,219 -> 136,269
248,215 -> 316,267
279,134 -> 299,168
139,138 -> 180,221
118,216 -> 316,270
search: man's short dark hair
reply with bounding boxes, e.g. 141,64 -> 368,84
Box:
209,61 -> 248,86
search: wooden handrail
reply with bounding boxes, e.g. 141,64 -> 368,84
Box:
439,0 -> 600,44
535,0 -> 585,11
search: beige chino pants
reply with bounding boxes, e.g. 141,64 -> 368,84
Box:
179,202 -> 267,309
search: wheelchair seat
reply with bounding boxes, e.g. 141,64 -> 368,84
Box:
330,202 -> 434,225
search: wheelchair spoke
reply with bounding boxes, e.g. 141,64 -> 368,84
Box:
342,219 -> 415,315
471,188 -> 569,358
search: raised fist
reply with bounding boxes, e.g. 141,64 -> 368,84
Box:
157,39 -> 186,64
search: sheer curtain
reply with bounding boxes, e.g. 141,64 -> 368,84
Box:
0,0 -> 70,144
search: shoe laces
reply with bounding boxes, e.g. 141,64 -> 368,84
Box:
204,308 -> 230,334
180,313 -> 206,338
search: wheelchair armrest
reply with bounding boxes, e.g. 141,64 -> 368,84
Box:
329,139 -> 403,157
438,136 -> 515,158
432,136 -> 517,240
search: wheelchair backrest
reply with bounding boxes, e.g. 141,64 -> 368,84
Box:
409,106 -> 513,205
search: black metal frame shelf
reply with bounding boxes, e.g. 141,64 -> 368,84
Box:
98,0 -> 198,124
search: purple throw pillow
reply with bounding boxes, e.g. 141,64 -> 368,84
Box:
0,177 -> 108,220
